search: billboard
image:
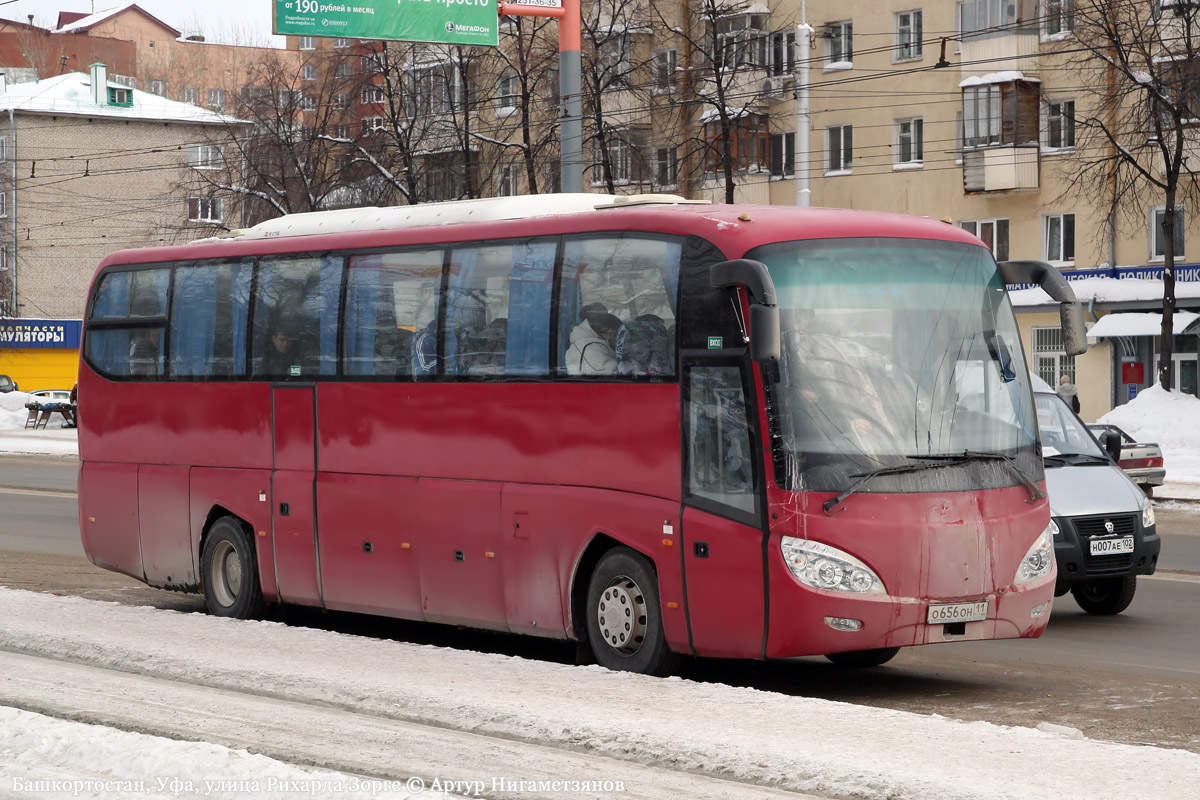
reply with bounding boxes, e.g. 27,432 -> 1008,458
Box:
274,0 -> 499,47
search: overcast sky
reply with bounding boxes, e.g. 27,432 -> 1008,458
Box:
1,1 -> 285,47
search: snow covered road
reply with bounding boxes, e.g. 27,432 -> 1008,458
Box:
3,588 -> 1200,800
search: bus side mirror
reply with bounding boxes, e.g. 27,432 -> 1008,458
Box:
711,259 -> 780,362
997,259 -> 1088,356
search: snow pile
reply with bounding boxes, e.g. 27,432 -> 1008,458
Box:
2,707 -> 423,800
0,389 -> 34,429
1099,384 -> 1200,486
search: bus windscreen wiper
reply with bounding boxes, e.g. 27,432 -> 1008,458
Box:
823,457 -> 970,515
914,450 -> 1045,503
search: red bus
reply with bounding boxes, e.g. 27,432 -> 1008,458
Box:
78,195 -> 1086,674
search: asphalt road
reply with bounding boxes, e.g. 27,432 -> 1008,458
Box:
2,454 -> 1199,754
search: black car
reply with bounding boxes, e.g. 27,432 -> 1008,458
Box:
0,374 -> 17,393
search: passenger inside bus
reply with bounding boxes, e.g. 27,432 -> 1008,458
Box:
616,314 -> 672,376
566,302 -> 620,375
262,312 -> 303,376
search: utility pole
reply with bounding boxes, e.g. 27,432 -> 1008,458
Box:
498,0 -> 582,193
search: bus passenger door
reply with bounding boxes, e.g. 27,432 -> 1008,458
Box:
272,386 -> 321,606
680,359 -> 767,659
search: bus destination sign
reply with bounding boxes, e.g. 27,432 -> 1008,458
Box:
273,0 -> 499,47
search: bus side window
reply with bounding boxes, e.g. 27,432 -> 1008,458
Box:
345,250 -> 442,378
252,255 -> 341,378
685,364 -> 756,514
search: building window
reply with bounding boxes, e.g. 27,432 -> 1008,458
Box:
703,114 -> 769,173
332,124 -> 352,139
896,118 -> 923,164
655,145 -> 679,188
498,163 -> 519,196
593,128 -> 649,184
960,218 -> 1010,261
112,74 -> 136,88
769,30 -> 795,76
107,87 -> 132,106
299,36 -> 316,50
1047,99 -> 1075,149
653,49 -> 676,92
188,197 -> 222,223
0,191 -> 7,218
1033,327 -> 1075,388
148,79 -> 167,96
599,33 -> 632,87
208,88 -> 226,108
715,10 -> 769,70
334,38 -> 351,48
827,124 -> 852,172
188,144 -> 224,170
1044,213 -> 1075,263
333,94 -> 348,109
180,87 -> 199,105
962,81 -> 1039,148
302,65 -> 317,81
1151,207 -> 1185,260
335,62 -> 353,78
497,74 -> 518,114
0,137 -> 6,161
825,21 -> 853,66
301,95 -> 316,111
406,63 -> 470,116
896,10 -> 923,60
960,0 -> 1038,35
1045,0 -> 1074,36
770,131 -> 795,177
361,85 -> 385,104
361,54 -> 383,74
361,117 -> 386,135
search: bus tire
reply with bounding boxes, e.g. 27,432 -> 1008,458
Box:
824,647 -> 901,668
1071,575 -> 1136,615
201,517 -> 265,620
585,547 -> 677,676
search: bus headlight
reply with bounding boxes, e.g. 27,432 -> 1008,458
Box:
1014,523 -> 1055,586
780,537 -> 885,594
1141,498 -> 1155,529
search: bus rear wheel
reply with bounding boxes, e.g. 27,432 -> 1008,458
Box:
824,647 -> 901,668
586,548 -> 677,676
201,517 -> 265,620
1071,575 -> 1136,615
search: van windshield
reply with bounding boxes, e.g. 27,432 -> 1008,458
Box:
749,237 -> 1040,492
1034,392 -> 1107,458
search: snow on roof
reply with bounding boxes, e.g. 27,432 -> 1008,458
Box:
698,106 -> 754,124
0,71 -> 234,125
230,194 -> 623,240
53,4 -> 180,37
1011,276 -> 1200,307
745,3 -> 771,13
959,71 -> 1039,88
1086,310 -> 1200,337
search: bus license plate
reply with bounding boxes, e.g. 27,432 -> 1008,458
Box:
1090,536 -> 1135,556
927,601 -> 988,625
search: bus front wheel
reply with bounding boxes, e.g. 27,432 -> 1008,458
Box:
586,548 -> 677,676
201,517 -> 265,620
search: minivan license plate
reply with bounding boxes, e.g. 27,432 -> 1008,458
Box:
927,601 -> 988,625
1090,536 -> 1134,556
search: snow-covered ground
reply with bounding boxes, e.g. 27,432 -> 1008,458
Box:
3,385 -> 1200,798
3,587 -> 1199,800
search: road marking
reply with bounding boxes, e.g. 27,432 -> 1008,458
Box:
0,486 -> 76,498
1145,570 -> 1200,584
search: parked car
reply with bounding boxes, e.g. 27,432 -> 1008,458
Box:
1031,375 -> 1160,615
0,374 -> 16,393
28,389 -> 72,404
1086,423 -> 1165,495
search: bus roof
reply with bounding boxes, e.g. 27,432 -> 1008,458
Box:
101,197 -> 987,270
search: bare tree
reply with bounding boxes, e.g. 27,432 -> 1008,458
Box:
651,0 -> 794,203
1058,1 -> 1200,389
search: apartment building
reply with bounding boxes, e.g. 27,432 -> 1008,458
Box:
0,64 -> 240,319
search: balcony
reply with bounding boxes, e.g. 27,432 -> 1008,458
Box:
962,145 -> 1039,193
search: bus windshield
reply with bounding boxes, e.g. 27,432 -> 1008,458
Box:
748,237 -> 1039,492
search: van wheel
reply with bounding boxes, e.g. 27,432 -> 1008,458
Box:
201,517 -> 265,620
1071,575 -> 1136,615
824,647 -> 901,668
586,548 -> 677,676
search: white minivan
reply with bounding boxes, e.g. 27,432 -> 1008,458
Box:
1031,374 -> 1161,614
